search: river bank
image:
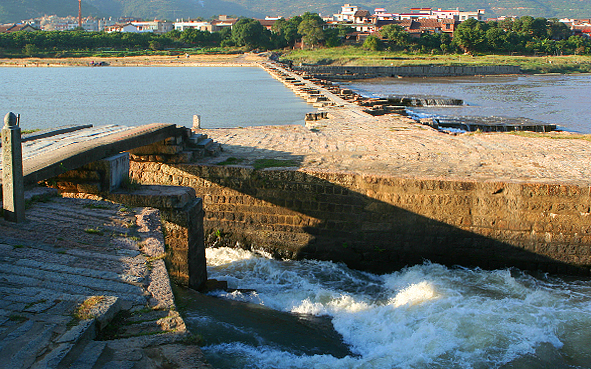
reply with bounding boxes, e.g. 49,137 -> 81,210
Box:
3,52 -> 591,74
0,53 -> 265,67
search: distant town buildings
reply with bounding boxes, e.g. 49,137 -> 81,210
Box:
105,20 -> 173,34
1,3 -> 589,41
560,18 -> 591,38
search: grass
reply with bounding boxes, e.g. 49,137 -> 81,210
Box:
282,47 -> 591,74
84,227 -> 104,235
74,296 -> 105,320
24,192 -> 56,209
216,157 -> 245,166
253,158 -> 299,170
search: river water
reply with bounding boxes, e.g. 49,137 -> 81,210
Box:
0,66 -> 313,130
181,247 -> 591,369
342,74 -> 591,134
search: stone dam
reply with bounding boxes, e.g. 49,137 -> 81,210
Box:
125,61 -> 591,277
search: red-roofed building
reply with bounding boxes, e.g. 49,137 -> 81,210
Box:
0,24 -> 39,33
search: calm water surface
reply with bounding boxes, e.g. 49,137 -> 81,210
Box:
343,74 -> 591,133
0,66 -> 314,130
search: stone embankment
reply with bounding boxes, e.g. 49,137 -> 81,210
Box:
292,64 -> 521,80
130,60 -> 591,276
0,188 -> 210,368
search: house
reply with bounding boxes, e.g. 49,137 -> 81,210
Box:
353,10 -> 371,24
174,21 -> 211,32
105,20 -> 173,34
378,19 -> 456,38
105,23 -> 142,33
131,20 -> 173,34
399,8 -> 485,21
209,15 -> 238,32
0,24 -> 39,33
333,4 -> 359,22
373,8 -> 399,21
257,19 -> 277,31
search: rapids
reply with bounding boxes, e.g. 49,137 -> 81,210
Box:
180,247 -> 591,369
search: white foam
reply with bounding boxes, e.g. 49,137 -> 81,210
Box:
204,247 -> 591,368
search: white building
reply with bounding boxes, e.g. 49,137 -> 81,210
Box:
131,20 -> 173,34
174,21 -> 211,31
333,4 -> 359,22
373,8 -> 399,21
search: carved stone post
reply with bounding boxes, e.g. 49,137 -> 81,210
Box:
2,112 -> 25,222
192,115 -> 201,131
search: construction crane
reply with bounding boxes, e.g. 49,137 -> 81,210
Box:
78,0 -> 82,28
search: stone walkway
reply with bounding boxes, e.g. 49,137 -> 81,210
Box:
197,62 -> 591,187
0,188 -> 210,369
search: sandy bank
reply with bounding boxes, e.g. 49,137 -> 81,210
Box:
0,53 -> 266,67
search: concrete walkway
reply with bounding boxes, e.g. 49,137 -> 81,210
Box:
0,188 -> 210,368
198,62 -> 591,187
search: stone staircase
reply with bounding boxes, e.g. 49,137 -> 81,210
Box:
187,133 -> 222,158
0,190 -> 210,368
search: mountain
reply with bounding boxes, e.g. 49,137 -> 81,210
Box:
1,0 -> 589,24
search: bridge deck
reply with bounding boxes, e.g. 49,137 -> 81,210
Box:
1,123 -> 178,186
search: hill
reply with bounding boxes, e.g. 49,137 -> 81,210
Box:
1,0 -> 589,24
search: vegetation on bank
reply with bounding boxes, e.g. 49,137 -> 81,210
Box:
281,48 -> 591,74
2,13 -> 591,74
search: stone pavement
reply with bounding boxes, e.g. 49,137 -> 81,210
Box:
197,62 -> 591,187
0,188 -> 210,369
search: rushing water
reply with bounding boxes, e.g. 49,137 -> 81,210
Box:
342,74 -> 591,134
0,66 -> 313,130
178,247 -> 591,369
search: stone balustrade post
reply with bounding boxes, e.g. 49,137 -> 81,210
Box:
192,114 -> 201,131
2,112 -> 25,222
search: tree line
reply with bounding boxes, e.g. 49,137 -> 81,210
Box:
1,13 -> 590,56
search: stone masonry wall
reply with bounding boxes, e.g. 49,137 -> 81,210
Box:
130,161 -> 591,275
292,65 -> 521,79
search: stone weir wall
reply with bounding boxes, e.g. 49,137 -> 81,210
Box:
130,162 -> 591,276
292,65 -> 521,80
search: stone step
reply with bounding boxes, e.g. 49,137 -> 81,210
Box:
196,138 -> 213,149
0,321 -> 57,369
29,296 -> 120,368
0,263 -> 143,296
67,341 -> 107,369
206,143 -> 222,157
188,133 -> 208,145
14,258 -> 144,285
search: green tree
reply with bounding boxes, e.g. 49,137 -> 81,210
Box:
485,27 -> 507,51
380,24 -> 409,49
362,35 -> 382,51
272,17 -> 302,48
298,12 -> 325,48
231,18 -> 269,49
23,43 -> 37,56
453,18 -> 486,53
